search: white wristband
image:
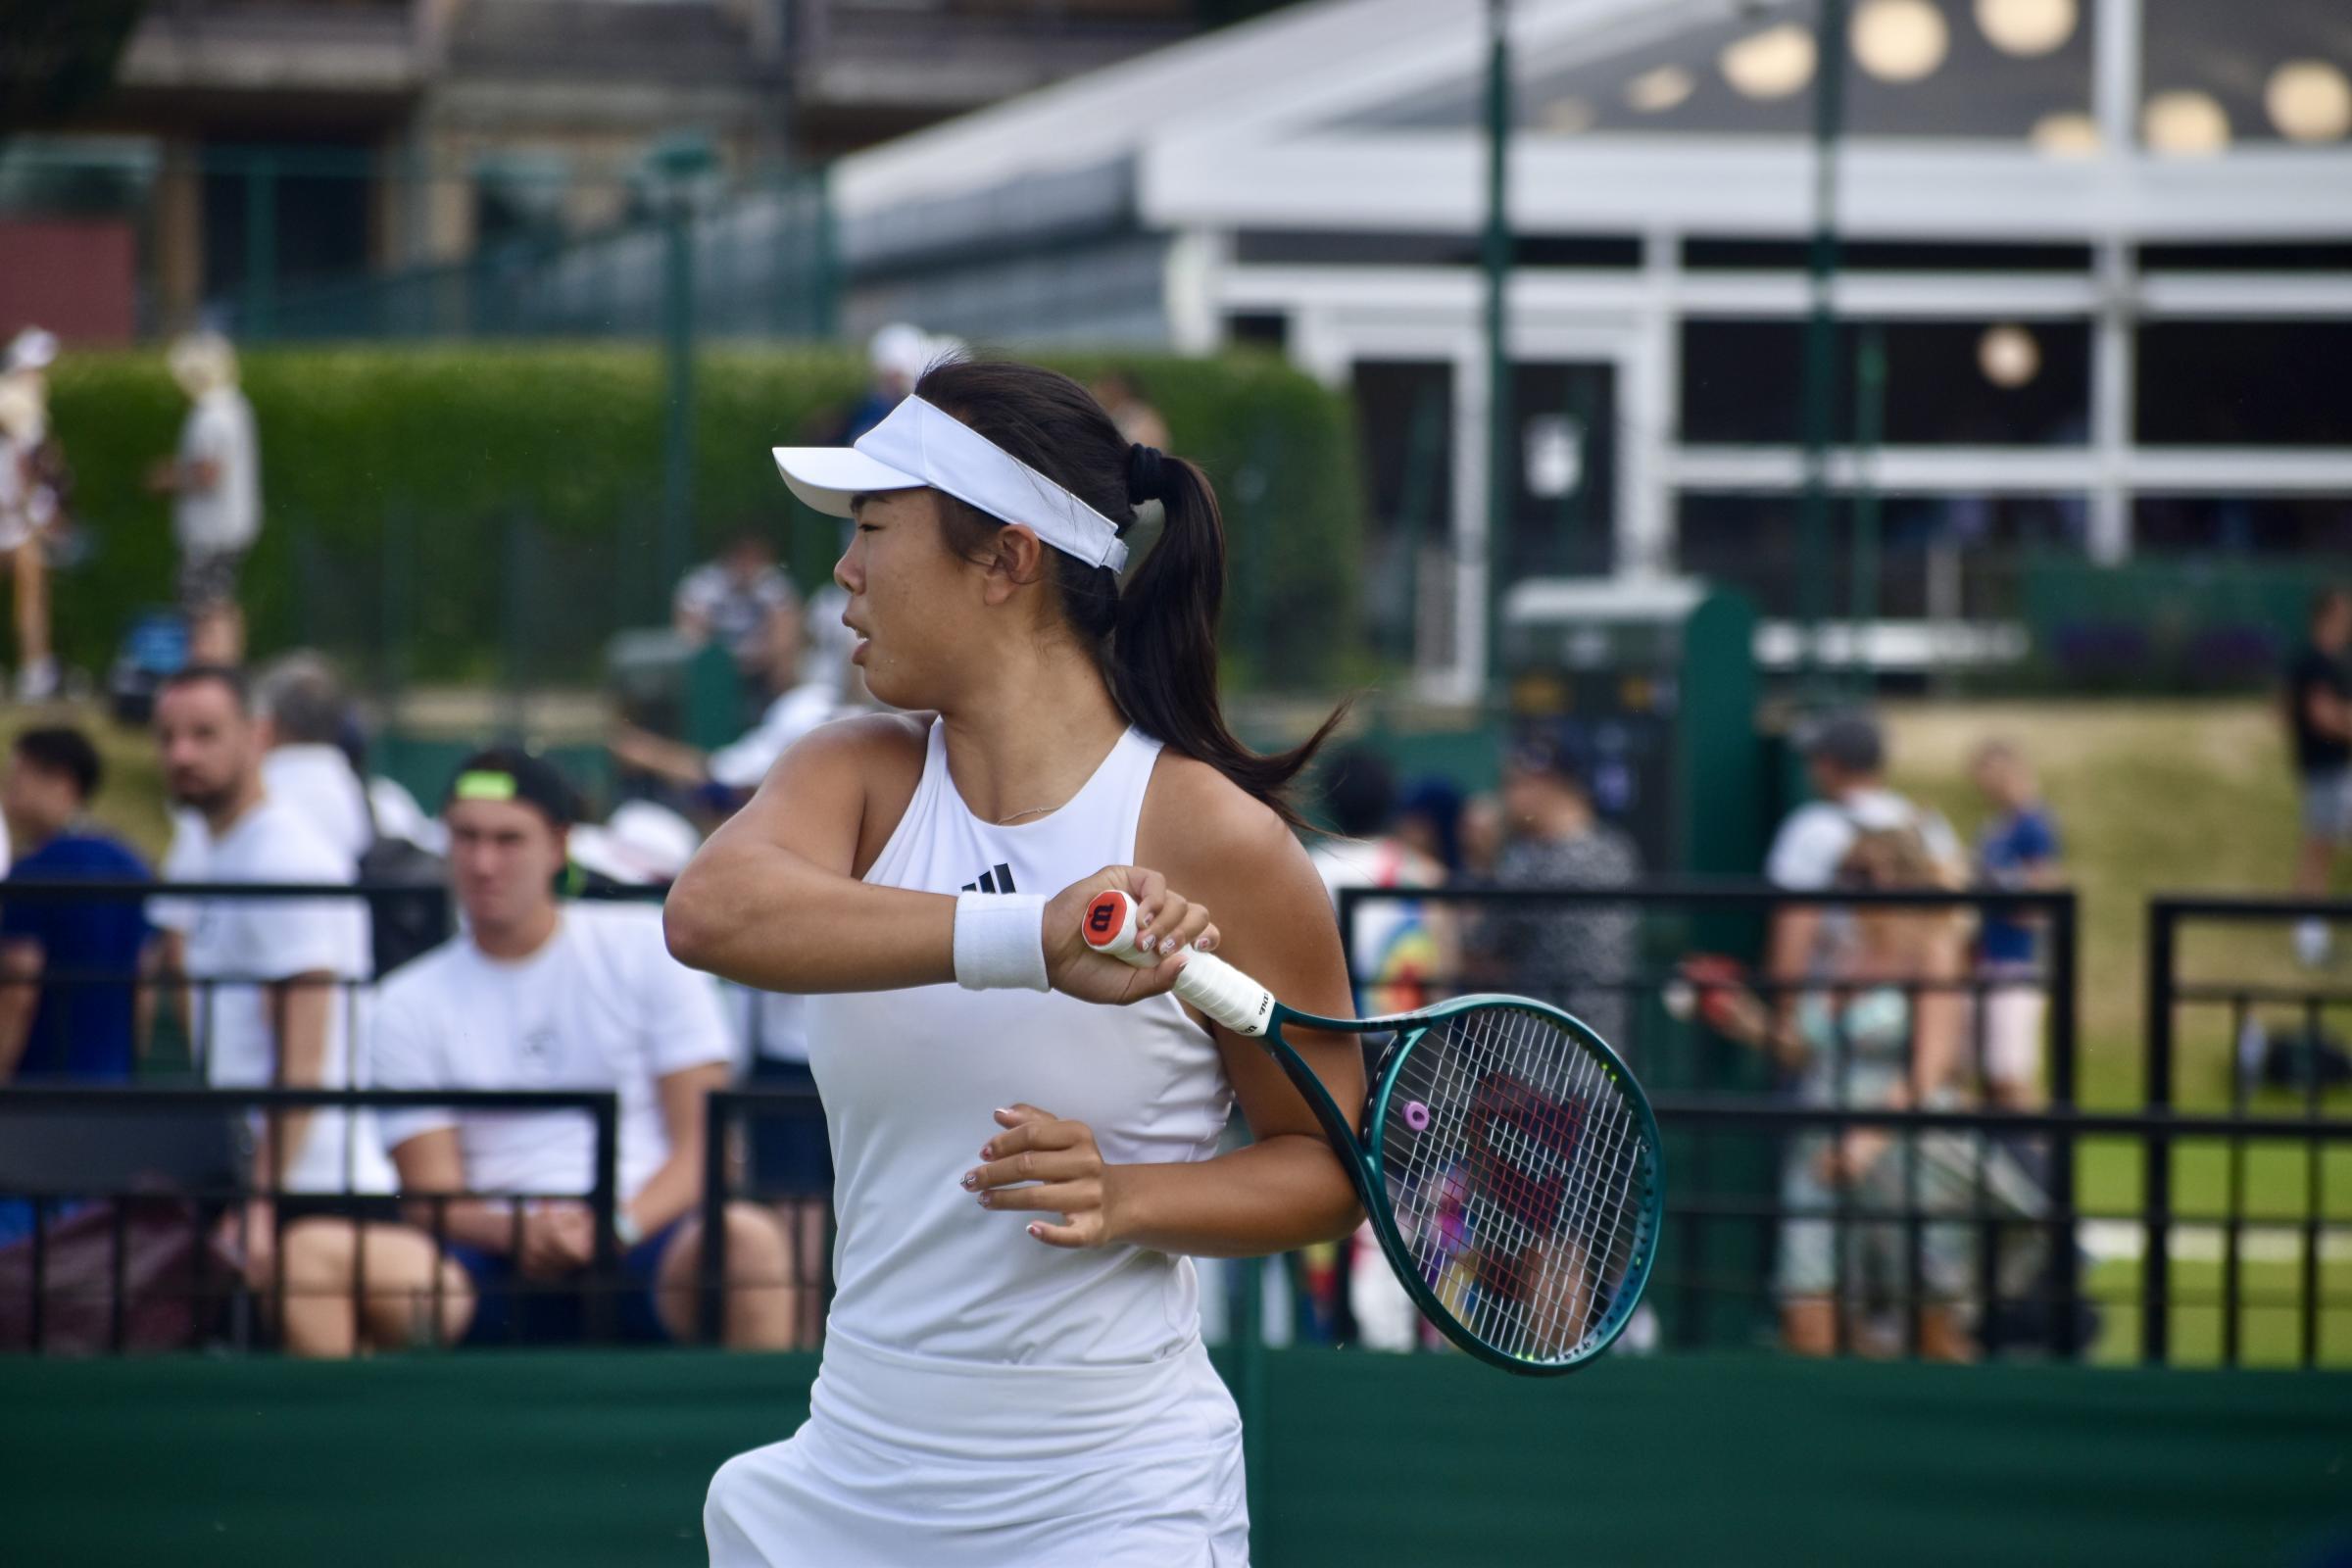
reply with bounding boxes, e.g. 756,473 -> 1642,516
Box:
954,892 -> 1051,993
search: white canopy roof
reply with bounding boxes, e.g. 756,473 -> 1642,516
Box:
833,0 -> 2352,244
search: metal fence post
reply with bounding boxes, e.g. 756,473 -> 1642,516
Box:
244,150 -> 277,340
588,1092 -> 622,1345
701,1091 -> 733,1346
2141,899 -> 2177,1362
2046,891 -> 2081,1353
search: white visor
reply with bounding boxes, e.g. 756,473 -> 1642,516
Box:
772,395 -> 1129,573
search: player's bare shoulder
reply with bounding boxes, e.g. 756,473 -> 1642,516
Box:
1138,750 -> 1320,914
760,709 -> 927,798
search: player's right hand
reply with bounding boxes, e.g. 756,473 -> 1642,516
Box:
1044,865 -> 1218,1006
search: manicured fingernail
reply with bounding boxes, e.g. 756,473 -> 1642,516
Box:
1195,936 -> 1212,951
1026,1224 -> 1043,1239
975,1192 -> 992,1207
981,1144 -> 997,1160
959,1170 -> 979,1191
1159,937 -> 1177,956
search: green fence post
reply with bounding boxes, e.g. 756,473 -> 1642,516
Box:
662,204 -> 697,591
244,150 -> 277,340
1849,326 -> 1886,697
1481,0 -> 1514,690
813,166 -> 842,339
1796,0 -> 1849,697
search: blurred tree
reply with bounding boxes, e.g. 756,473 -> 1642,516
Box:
0,0 -> 145,140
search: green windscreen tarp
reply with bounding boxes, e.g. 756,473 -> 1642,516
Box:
4,1348 -> 2346,1566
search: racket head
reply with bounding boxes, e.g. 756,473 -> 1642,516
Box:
1347,994 -> 1663,1375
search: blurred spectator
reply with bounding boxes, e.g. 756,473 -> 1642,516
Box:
569,800 -> 702,891
1393,775 -> 1466,878
1305,745 -> 1450,1014
613,599 -> 853,808
673,528 -> 802,691
1090,369 -> 1172,451
337,716 -> 445,858
1481,733 -> 1640,1049
1701,827 -> 1981,1360
147,333 -> 260,664
0,326 -> 64,699
255,652 -> 371,863
1458,791 -> 1504,881
153,652 -> 377,962
1766,710 -> 1961,1013
0,727 -> 151,1083
277,749 -> 792,1356
1969,739 -> 2062,1107
835,322 -> 932,444
1303,745 -> 1453,1352
2286,587 -> 2352,967
150,665 -> 392,1313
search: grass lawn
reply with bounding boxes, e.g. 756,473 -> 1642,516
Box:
1886,700 -> 2352,1363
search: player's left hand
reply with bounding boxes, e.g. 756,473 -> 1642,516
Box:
962,1103 -> 1129,1249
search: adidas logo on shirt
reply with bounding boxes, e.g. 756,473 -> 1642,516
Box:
960,862 -> 1017,894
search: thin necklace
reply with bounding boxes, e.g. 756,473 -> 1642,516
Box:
992,803 -> 1060,826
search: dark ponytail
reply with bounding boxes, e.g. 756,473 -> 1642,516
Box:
916,359 -> 1345,830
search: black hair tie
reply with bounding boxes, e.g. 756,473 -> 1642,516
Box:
1126,443 -> 1167,507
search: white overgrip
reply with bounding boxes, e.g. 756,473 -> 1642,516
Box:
1170,951 -> 1276,1039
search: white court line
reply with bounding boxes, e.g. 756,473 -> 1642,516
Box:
2080,1220 -> 2352,1266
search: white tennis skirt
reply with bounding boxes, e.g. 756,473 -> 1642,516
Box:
704,1327 -> 1249,1567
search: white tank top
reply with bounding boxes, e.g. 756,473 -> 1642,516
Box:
805,720 -> 1236,1366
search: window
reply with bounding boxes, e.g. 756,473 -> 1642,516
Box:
1680,318 -> 2091,446
1676,491 -> 2085,619
2135,321 -> 2352,447
2134,496 -> 2352,556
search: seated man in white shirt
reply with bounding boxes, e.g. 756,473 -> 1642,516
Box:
150,666 -> 396,1350
277,750 -> 792,1355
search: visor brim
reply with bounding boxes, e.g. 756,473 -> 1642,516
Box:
770,445 -> 926,517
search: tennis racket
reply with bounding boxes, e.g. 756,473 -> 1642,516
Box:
1083,890 -> 1663,1375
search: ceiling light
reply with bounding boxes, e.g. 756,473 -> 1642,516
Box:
1975,0 -> 2076,58
1979,324 -> 2040,389
1852,0 -> 1949,84
2142,90 -> 2230,157
1625,65 -> 1695,114
1721,24 -> 1816,101
2267,61 -> 2352,143
2030,111 -> 2100,156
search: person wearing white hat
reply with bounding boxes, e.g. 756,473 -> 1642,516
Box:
148,331 -> 260,663
0,341 -> 62,702
671,358 -> 1362,1566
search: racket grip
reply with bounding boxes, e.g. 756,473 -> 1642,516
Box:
1079,890 -> 1274,1038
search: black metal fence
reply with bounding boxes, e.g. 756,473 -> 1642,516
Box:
2143,895 -> 2352,1365
0,1087 -> 617,1354
6,878 -> 2346,1366
1337,881 -> 2084,1357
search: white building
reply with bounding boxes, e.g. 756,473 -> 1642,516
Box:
828,0 -> 2352,699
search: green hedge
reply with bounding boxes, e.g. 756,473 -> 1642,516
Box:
43,346 -> 1365,689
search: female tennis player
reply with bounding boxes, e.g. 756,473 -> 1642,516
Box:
666,358 -> 1363,1565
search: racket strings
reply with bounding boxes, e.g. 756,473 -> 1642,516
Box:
1380,1004 -> 1655,1364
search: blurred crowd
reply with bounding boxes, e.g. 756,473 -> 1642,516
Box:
28,318 -> 2352,1368
1286,706 -> 2068,1362
0,319 -> 1199,1360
